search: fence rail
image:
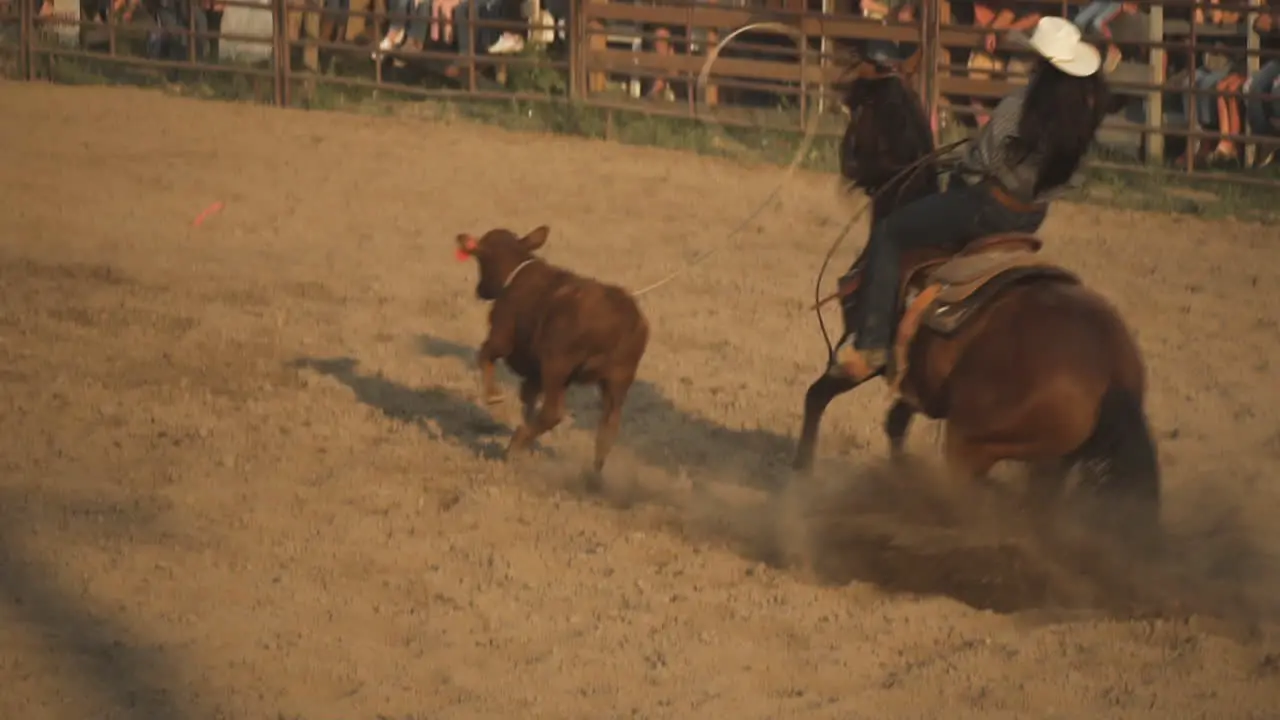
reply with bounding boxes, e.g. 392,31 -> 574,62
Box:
3,0 -> 1279,187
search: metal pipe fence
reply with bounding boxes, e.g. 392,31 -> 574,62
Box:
3,0 -> 1278,187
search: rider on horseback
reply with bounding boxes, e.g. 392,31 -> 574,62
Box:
837,16 -> 1110,381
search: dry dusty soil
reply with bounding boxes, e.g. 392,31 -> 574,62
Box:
3,80 -> 1280,720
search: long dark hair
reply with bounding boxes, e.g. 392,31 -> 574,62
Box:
1014,58 -> 1111,196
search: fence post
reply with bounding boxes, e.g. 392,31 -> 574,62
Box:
1185,6 -> 1197,173
1144,2 -> 1163,164
1245,0 -> 1261,167
188,0 -> 198,64
924,0 -> 943,141
567,0 -> 580,101
799,18 -> 808,136
273,0 -> 291,106
18,0 -> 32,80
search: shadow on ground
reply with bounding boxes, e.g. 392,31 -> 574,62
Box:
289,356 -> 510,460
413,334 -> 798,484
292,339 -> 1280,627
0,485 -> 205,719
293,334 -> 798,487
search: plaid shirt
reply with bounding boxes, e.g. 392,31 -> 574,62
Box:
956,86 -> 1083,203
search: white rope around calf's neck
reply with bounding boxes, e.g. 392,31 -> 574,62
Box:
503,258 -> 539,290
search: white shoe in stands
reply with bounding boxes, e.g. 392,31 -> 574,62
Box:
373,28 -> 406,60
488,32 -> 525,55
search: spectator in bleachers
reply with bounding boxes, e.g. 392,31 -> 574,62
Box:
377,0 -> 432,55
1194,0 -> 1241,27
1070,1 -> 1138,73
432,0 -> 526,76
142,0 -> 209,61
1183,22 -> 1247,166
965,0 -> 1041,127
1245,4 -> 1280,166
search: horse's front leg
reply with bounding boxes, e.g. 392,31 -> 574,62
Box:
884,399 -> 916,463
792,368 -> 862,474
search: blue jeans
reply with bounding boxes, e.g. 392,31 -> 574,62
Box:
454,0 -> 502,56
847,181 -> 1047,352
386,0 -> 431,45
1072,1 -> 1124,35
1246,59 -> 1280,136
148,1 -> 208,61
1191,67 -> 1230,129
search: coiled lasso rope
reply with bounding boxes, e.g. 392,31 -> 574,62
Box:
629,22 -> 829,297
810,138 -> 970,358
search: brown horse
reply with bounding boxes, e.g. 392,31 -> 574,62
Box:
792,56 -> 1160,534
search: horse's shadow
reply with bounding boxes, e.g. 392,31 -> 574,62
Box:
411,334 -> 799,488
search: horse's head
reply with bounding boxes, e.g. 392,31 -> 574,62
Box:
836,49 -> 938,209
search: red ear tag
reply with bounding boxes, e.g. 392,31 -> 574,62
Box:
455,248 -> 470,262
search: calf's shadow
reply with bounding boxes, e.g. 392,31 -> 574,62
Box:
289,356 -> 511,460
413,334 -> 800,486
291,334 -> 800,488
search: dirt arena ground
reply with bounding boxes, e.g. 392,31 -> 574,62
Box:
3,80 -> 1280,720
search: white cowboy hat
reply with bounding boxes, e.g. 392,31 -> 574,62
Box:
1008,16 -> 1102,77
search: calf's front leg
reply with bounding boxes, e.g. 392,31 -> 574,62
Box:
476,325 -> 514,406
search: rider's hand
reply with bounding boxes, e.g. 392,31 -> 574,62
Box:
983,32 -> 998,54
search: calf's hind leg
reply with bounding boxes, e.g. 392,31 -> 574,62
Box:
506,367 -> 569,458
593,372 -> 635,475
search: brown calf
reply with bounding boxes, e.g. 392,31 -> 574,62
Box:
455,225 -> 650,478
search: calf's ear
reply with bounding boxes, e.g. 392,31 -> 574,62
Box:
521,225 -> 551,252
456,233 -> 479,254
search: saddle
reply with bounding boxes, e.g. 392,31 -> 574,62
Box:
888,232 -> 1079,396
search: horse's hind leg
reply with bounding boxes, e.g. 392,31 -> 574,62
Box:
942,426 -> 998,487
885,400 -> 916,463
793,370 -> 860,474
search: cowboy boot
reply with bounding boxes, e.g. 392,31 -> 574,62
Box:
836,341 -> 889,382
834,301 -> 891,383
838,258 -> 897,382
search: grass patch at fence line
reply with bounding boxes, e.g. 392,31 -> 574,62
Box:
22,46 -> 1280,224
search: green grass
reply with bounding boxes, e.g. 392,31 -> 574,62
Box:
18,34 -> 1280,223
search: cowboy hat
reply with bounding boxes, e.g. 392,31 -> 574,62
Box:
1008,16 -> 1102,77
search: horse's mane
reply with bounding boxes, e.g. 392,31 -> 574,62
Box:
837,64 -> 939,215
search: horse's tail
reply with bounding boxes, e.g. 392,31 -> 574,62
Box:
1071,386 -> 1162,543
